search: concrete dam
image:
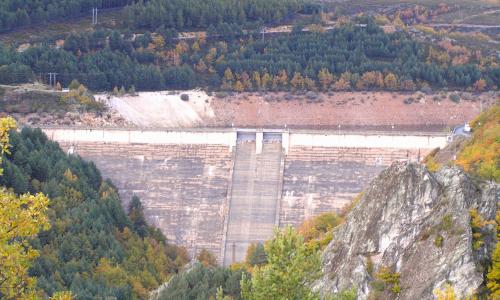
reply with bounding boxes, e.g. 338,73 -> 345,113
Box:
42,128 -> 448,266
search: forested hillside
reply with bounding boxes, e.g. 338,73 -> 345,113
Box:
0,0 -> 307,33
0,127 -> 188,298
0,19 -> 498,92
0,0 -> 133,32
123,0 -> 304,31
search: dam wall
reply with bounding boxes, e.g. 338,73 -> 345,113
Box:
43,127 -> 448,264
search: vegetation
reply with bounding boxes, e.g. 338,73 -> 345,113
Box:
456,105 -> 500,183
241,226 -> 322,300
470,209 -> 489,251
423,147 -> 441,172
60,82 -> 105,111
0,126 -> 188,298
433,284 -> 457,300
123,0 -> 304,31
298,212 -> 343,251
0,0 -> 133,32
0,19 -> 498,92
197,248 -> 218,267
486,207 -> 500,297
158,263 -> 246,300
370,266 -> 401,297
245,242 -> 267,267
0,117 -> 52,299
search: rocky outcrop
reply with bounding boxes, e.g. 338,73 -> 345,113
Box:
317,162 -> 498,299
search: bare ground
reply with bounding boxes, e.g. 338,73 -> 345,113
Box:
15,90 -> 495,131
210,91 -> 497,131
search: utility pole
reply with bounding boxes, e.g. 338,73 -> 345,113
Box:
92,8 -> 98,25
47,72 -> 58,88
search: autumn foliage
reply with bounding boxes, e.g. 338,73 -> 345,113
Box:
456,105 -> 500,182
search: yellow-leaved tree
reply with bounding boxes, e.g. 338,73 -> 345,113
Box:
0,117 -> 51,299
487,207 -> 500,297
456,105 -> 499,182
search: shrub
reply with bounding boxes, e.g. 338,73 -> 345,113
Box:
128,85 -> 136,95
366,256 -> 374,276
197,249 -> 217,267
68,79 -> 80,90
434,234 -> 444,248
306,91 -> 318,100
449,94 -> 460,103
403,97 -> 414,104
371,267 -> 401,295
180,93 -> 189,101
469,209 -> 488,250
421,86 -> 432,94
215,92 -> 228,99
298,212 -> 342,243
426,156 -> 441,172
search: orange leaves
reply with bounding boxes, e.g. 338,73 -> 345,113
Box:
456,105 -> 500,182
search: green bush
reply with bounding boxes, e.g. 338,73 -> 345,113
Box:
450,94 -> 461,103
434,234 -> 444,248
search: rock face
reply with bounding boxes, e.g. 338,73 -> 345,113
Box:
317,162 -> 498,299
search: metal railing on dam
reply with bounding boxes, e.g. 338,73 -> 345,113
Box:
40,126 -> 449,264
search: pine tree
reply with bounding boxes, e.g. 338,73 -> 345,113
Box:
241,227 -> 321,300
128,196 -> 148,238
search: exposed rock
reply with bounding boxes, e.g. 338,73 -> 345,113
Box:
317,162 -> 498,299
149,261 -> 199,300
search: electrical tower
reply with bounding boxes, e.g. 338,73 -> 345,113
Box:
47,72 -> 58,88
92,8 -> 98,25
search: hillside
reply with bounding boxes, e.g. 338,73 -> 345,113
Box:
0,127 -> 188,298
0,18 -> 499,92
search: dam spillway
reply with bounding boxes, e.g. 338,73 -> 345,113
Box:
223,133 -> 284,265
42,127 -> 448,265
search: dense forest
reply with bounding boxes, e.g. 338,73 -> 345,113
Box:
158,263 -> 245,300
0,0 -> 133,32
0,0 -> 309,33
123,0 -> 305,31
0,19 -> 498,92
0,127 -> 188,298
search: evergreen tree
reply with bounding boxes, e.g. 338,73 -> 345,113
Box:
241,227 -> 321,300
128,196 -> 149,238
